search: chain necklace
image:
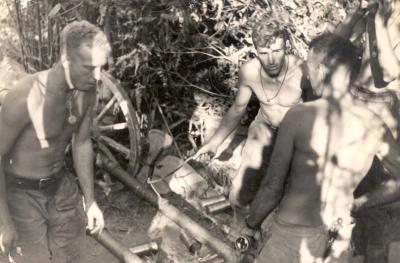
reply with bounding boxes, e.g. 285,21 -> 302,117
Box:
66,90 -> 78,125
260,56 -> 289,103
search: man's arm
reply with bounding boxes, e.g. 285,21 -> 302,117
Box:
193,68 -> 253,157
373,6 -> 400,83
334,7 -> 366,41
353,124 -> 400,211
0,90 -> 30,252
246,110 -> 297,229
207,83 -> 251,146
71,93 -> 104,234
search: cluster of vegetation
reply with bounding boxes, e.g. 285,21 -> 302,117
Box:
1,0 -> 358,155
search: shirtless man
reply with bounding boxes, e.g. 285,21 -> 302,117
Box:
193,18 -> 305,220
245,33 -> 400,263
336,0 -> 400,131
335,1 -> 400,261
0,21 -> 109,262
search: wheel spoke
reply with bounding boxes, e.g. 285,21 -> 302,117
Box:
98,122 -> 128,132
95,95 -> 117,123
97,142 -> 119,164
98,134 -> 130,159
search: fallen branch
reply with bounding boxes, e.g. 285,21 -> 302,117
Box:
89,229 -> 145,263
98,156 -> 237,262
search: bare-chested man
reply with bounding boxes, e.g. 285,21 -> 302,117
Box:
335,1 -> 400,261
244,33 -> 400,263
0,21 -> 109,262
193,18 -> 306,221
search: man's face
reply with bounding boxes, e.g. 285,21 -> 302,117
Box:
68,35 -> 109,92
256,37 -> 285,77
306,49 -> 325,97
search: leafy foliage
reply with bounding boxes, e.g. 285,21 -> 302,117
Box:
1,0 -> 358,154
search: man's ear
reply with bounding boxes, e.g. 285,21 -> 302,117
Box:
320,64 -> 331,85
61,53 -> 75,90
61,54 -> 69,69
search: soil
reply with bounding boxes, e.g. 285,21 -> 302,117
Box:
87,181 -> 233,263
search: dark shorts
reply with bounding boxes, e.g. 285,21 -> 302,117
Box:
256,216 -> 329,263
2,170 -> 86,263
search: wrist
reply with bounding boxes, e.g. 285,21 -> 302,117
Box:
1,218 -> 15,230
84,197 -> 96,208
0,209 -> 15,228
245,216 -> 258,231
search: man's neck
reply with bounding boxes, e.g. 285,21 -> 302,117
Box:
324,87 -> 355,105
46,62 -> 70,96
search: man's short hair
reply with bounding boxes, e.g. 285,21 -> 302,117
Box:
309,33 -> 360,81
60,20 -> 111,57
252,18 -> 288,48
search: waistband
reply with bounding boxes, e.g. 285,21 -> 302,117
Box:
273,215 -> 328,237
6,168 -> 66,193
255,110 -> 278,130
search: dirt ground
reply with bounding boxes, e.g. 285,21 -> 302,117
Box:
86,188 -> 164,263
86,131 -> 247,263
87,182 -> 233,263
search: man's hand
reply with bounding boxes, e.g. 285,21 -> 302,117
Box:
191,142 -> 219,161
86,201 -> 104,235
0,223 -> 17,255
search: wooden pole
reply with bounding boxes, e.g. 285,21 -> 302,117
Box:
36,0 -> 43,69
90,229 -> 145,263
99,156 -> 237,262
13,0 -> 27,71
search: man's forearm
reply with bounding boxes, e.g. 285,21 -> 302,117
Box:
72,140 -> 95,206
207,106 -> 244,146
374,14 -> 400,82
246,186 -> 283,229
0,158 -> 14,227
334,8 -> 366,40
354,179 -> 400,211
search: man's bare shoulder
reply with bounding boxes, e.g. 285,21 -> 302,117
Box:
238,58 -> 260,82
287,55 -> 304,76
288,55 -> 303,67
1,74 -> 37,126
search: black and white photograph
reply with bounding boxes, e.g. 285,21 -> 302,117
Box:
0,0 -> 399,262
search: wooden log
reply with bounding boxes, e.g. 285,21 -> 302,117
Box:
99,156 -> 237,262
89,229 -> 145,263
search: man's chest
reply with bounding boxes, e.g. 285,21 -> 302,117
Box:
309,115 -> 381,173
26,89 -> 92,148
250,75 -> 302,106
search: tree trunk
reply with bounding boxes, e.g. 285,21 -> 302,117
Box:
36,0 -> 43,69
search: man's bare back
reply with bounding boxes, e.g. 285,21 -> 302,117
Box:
245,33 -> 400,263
0,65 -> 95,179
240,55 -> 303,127
278,98 -> 384,229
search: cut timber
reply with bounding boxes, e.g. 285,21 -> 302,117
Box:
152,155 -> 208,199
89,229 -> 145,263
99,155 -> 237,262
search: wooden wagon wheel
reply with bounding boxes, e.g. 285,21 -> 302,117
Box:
92,71 -> 141,175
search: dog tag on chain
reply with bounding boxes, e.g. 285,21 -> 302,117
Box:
68,114 -> 77,124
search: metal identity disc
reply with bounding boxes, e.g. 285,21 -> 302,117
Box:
68,115 -> 77,124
